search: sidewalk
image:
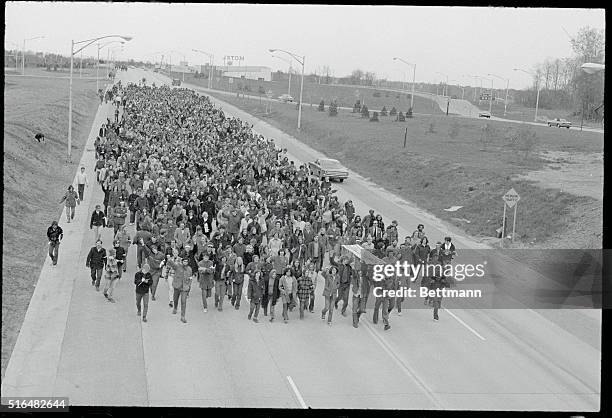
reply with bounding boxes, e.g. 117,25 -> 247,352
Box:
1,85 -> 119,398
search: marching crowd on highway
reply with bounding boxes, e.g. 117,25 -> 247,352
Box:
48,78 -> 457,329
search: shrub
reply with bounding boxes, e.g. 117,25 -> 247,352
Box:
329,101 -> 338,117
397,111 -> 405,122
389,107 -> 397,116
370,111 -> 379,122
318,100 -> 325,112
448,121 -> 460,139
380,106 -> 388,116
361,105 -> 370,118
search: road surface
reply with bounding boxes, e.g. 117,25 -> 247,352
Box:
1,68 -> 601,410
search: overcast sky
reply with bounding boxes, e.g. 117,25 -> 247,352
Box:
5,3 -> 605,89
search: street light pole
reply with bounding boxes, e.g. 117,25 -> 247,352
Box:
488,73 -> 510,116
22,35 -> 45,75
489,78 -> 493,113
393,57 -> 416,110
514,68 -> 541,122
269,48 -> 306,130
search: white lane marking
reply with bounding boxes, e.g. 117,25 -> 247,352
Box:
286,375 -> 307,409
444,309 -> 486,341
361,320 -> 442,408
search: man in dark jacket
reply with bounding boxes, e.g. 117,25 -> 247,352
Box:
86,239 -> 107,290
90,204 -> 106,243
47,220 -> 63,266
334,255 -> 354,317
247,271 -> 264,323
113,240 -> 127,279
134,264 -> 152,322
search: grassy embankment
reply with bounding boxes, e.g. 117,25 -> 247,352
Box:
197,87 -> 602,248
2,73 -> 101,378
167,70 -> 443,114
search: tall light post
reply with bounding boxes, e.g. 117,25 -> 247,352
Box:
68,34 -> 132,162
488,73 -> 510,116
436,71 -> 449,97
271,54 -> 293,96
97,40 -> 124,92
467,74 -> 484,102
269,48 -> 305,130
22,35 -> 45,75
192,49 -> 214,89
513,68 -> 541,122
393,57 -> 416,110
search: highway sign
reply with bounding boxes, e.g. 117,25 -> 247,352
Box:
503,188 -> 520,208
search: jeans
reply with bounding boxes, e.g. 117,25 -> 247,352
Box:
214,281 -> 226,310
231,282 -> 243,308
248,299 -> 261,319
48,241 -> 60,264
201,286 -> 211,309
335,285 -> 350,314
113,222 -> 123,235
137,245 -> 145,268
90,267 -> 103,287
173,288 -> 188,318
373,297 -> 391,326
66,206 -> 76,221
352,295 -> 362,326
77,184 -> 85,201
136,292 -> 149,317
321,294 -> 334,322
150,270 -> 161,298
93,225 -> 102,242
129,210 -> 136,224
103,277 -> 118,297
116,262 -> 123,279
308,290 -> 315,311
299,296 -> 309,319
359,280 -> 371,313
282,301 -> 290,320
167,275 -> 174,303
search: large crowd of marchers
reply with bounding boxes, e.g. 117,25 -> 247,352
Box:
48,79 -> 457,329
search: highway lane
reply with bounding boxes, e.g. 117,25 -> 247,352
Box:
140,68 -> 601,410
2,69 -> 599,410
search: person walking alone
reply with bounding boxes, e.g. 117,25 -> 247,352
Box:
76,166 -> 89,202
90,204 -> 106,243
47,220 -> 63,266
103,248 -> 120,302
321,265 -> 340,326
165,254 -> 194,323
59,185 -> 80,223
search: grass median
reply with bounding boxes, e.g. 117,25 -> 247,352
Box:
202,89 -> 602,249
2,73 -> 102,378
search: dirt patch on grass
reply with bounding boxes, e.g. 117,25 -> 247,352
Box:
206,91 -> 603,249
2,75 -> 100,378
514,151 -> 603,201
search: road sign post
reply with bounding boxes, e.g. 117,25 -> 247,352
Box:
502,188 -> 521,243
403,127 -> 407,148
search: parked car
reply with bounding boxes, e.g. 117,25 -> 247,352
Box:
308,158 -> 349,182
478,111 -> 491,118
278,94 -> 294,103
547,118 -> 571,128
172,78 -> 181,86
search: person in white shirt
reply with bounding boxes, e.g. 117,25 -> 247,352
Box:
76,166 -> 89,201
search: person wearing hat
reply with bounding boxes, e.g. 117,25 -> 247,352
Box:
440,236 -> 457,266
103,248 -> 120,302
47,220 -> 64,266
165,253 -> 195,323
86,239 -> 107,291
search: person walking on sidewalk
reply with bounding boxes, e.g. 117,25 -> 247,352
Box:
141,238 -> 165,301
213,255 -> 231,311
114,225 -> 131,273
90,204 -> 106,243
113,239 -> 126,280
59,185 -> 80,223
112,200 -> 128,235
46,220 -> 63,266
247,270 -> 264,323
165,254 -> 194,323
76,166 -> 89,202
135,264 -> 152,322
231,257 -> 246,310
86,239 -> 107,291
103,248 -> 120,303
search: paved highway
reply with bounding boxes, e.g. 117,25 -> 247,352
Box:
2,68 -> 600,410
